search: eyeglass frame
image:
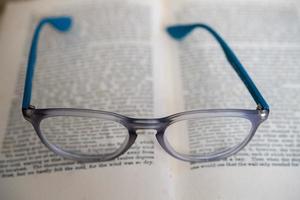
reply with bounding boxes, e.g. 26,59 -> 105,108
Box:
22,16 -> 270,162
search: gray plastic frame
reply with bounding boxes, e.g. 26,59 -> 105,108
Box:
23,108 -> 269,162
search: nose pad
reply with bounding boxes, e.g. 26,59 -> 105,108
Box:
135,129 -> 163,153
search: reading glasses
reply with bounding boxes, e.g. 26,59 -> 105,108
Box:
22,16 -> 269,162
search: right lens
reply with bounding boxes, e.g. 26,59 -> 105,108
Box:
40,116 -> 129,156
164,116 -> 252,158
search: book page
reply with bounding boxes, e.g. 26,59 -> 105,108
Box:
166,0 -> 300,199
0,0 -> 177,199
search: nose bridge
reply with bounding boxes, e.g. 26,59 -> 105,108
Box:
129,118 -> 166,130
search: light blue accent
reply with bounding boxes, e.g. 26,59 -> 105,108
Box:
166,24 -> 269,110
22,17 -> 72,109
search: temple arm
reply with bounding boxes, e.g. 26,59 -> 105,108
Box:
22,16 -> 72,109
166,24 -> 269,111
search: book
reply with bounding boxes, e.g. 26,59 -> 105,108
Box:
0,0 -> 299,199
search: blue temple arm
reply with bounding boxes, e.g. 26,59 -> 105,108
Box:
22,16 -> 72,109
166,24 -> 269,111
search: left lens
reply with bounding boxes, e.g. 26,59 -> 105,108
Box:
40,116 -> 129,156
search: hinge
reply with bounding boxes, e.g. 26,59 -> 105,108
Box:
256,104 -> 263,111
256,104 -> 268,120
28,105 -> 36,109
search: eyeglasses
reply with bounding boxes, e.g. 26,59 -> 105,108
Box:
22,16 -> 269,162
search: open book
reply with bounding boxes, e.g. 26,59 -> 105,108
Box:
0,0 -> 300,199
